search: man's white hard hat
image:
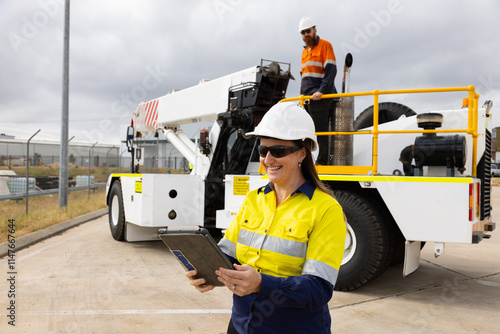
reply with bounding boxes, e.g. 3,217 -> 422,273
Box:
246,102 -> 318,152
298,16 -> 316,32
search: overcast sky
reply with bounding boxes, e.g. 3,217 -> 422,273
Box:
1,0 -> 499,145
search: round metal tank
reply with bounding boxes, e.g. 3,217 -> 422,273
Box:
330,97 -> 354,165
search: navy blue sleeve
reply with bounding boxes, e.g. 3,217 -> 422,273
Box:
257,274 -> 333,312
226,255 -> 240,265
319,63 -> 337,95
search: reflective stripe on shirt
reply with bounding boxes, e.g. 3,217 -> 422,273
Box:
238,229 -> 308,259
303,258 -> 340,285
324,58 -> 336,67
301,72 -> 325,79
301,59 -> 337,70
218,237 -> 236,259
301,60 -> 323,69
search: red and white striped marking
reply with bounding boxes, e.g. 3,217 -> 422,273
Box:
139,99 -> 159,128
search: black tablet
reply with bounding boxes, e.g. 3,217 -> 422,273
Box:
158,227 -> 233,287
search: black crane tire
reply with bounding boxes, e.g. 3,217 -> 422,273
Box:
109,181 -> 126,241
334,190 -> 392,291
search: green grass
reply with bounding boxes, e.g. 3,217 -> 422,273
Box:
1,188 -> 107,242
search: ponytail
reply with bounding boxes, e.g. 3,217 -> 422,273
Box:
295,139 -> 334,198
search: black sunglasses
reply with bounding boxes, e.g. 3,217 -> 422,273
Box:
300,28 -> 312,35
258,145 -> 301,158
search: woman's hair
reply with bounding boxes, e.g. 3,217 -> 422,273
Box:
294,139 -> 334,197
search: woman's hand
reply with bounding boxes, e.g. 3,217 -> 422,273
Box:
185,270 -> 215,293
216,264 -> 262,296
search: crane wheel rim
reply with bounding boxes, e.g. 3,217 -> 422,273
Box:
342,223 -> 357,265
111,195 -> 119,227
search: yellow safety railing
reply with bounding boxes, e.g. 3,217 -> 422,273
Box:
281,86 -> 481,177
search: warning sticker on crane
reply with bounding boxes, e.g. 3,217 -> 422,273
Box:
135,181 -> 142,193
233,177 -> 249,195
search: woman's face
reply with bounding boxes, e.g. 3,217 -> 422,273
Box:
259,137 -> 306,188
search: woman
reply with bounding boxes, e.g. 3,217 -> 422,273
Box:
187,102 -> 346,333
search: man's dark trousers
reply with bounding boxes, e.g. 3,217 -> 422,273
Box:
305,99 -> 336,165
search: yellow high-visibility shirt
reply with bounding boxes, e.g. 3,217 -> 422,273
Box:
219,181 -> 346,285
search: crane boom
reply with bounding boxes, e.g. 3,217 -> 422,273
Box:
132,66 -> 261,136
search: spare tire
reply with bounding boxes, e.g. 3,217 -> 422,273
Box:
354,102 -> 416,130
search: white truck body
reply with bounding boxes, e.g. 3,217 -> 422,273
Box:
106,61 -> 495,290
218,174 -> 477,243
114,174 -> 205,241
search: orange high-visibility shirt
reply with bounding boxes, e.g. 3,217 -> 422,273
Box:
300,37 -> 337,95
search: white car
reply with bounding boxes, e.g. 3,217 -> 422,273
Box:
491,164 -> 500,177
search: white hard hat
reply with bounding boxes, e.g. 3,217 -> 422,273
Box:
246,102 -> 318,152
298,16 -> 316,32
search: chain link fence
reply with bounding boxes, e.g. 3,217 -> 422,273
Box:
0,139 -> 190,172
0,155 -> 189,172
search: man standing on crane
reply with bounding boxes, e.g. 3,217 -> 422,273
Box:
299,16 -> 338,165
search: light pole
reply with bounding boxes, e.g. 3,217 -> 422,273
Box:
88,141 -> 97,199
59,0 -> 70,209
26,129 -> 41,215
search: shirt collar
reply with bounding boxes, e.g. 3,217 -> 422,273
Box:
259,180 -> 316,200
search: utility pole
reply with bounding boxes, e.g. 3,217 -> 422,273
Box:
59,0 -> 70,208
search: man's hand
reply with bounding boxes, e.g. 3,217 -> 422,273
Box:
216,264 -> 262,297
186,270 -> 215,293
311,91 -> 323,101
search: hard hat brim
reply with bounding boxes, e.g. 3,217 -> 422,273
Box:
297,24 -> 315,32
245,130 -> 318,152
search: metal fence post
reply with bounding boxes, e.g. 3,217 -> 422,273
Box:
106,146 -> 116,180
88,142 -> 97,199
26,129 -> 41,215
